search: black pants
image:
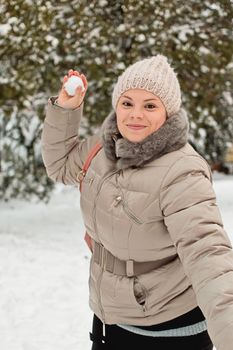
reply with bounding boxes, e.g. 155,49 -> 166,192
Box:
90,314 -> 213,350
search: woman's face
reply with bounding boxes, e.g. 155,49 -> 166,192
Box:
116,89 -> 167,142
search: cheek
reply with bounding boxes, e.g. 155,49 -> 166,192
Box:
116,111 -> 125,129
157,118 -> 166,128
116,116 -> 123,134
150,114 -> 166,132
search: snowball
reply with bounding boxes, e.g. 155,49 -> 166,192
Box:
64,76 -> 85,96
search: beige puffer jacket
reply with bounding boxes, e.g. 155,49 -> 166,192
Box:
41,99 -> 233,350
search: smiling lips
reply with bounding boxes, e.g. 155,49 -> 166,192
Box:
126,124 -> 147,130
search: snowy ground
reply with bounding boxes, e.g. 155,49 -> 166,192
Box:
0,173 -> 232,350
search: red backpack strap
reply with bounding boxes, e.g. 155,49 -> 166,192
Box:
78,142 -> 102,192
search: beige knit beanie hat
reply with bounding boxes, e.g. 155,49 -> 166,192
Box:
112,54 -> 181,117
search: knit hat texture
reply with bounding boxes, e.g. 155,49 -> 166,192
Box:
112,54 -> 181,117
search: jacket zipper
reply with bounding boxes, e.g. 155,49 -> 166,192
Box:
92,169 -> 120,341
92,168 -> 120,241
114,188 -> 143,225
96,270 -> 106,343
122,201 -> 143,225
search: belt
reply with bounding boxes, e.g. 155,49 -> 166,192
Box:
93,240 -> 176,277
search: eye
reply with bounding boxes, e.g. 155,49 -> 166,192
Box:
145,104 -> 156,109
122,101 -> 132,107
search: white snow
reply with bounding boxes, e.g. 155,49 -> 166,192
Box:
137,33 -> 146,42
99,0 -> 108,7
94,57 -> 102,65
116,24 -> 126,33
0,23 -> 11,35
1,174 -> 232,349
45,35 -> 59,48
222,91 -> 233,105
0,186 -> 91,350
64,76 -> 85,96
199,46 -> 211,55
115,62 -> 126,70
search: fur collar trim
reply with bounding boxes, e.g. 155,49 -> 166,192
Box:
101,109 -> 189,169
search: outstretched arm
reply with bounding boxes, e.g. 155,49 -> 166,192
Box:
160,155 -> 233,350
41,69 -> 100,186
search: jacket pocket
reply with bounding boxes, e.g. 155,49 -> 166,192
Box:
119,193 -> 161,225
112,275 -> 145,310
122,202 -> 143,225
99,272 -> 147,318
132,277 -> 148,309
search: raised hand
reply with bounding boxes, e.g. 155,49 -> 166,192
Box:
56,69 -> 88,109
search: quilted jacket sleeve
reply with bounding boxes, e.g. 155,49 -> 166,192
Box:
41,97 -> 100,186
160,154 -> 233,350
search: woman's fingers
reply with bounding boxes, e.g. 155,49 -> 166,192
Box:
59,86 -> 69,99
68,69 -> 81,77
68,69 -> 73,77
61,75 -> 69,95
74,85 -> 83,97
67,69 -> 85,81
63,75 -> 68,83
81,74 -> 88,90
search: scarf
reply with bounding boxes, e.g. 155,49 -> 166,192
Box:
101,108 -> 189,169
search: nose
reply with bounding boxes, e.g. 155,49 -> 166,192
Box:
129,107 -> 143,119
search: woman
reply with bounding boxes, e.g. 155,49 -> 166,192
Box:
41,55 -> 233,350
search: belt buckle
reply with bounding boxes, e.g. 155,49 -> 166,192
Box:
100,244 -> 107,271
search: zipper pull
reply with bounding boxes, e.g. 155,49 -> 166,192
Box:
114,195 -> 122,206
102,322 -> 106,343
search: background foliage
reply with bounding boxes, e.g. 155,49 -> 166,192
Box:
0,0 -> 232,200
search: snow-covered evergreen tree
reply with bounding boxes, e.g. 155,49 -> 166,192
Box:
0,0 -> 232,200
